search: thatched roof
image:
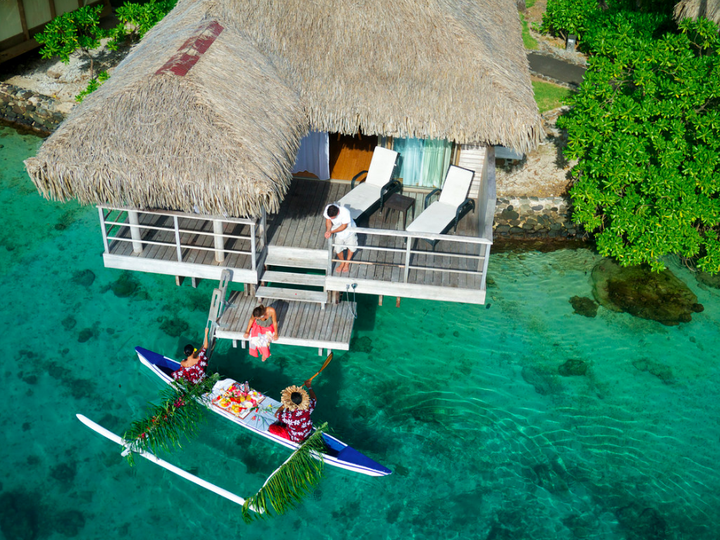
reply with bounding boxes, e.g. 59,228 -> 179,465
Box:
675,0 -> 720,25
27,0 -> 541,217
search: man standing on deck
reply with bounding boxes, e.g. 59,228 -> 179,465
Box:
323,203 -> 357,273
269,380 -> 316,442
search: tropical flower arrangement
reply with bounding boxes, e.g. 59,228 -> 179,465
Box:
123,373 -> 219,464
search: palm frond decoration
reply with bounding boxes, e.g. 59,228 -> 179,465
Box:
242,423 -> 328,522
123,374 -> 219,464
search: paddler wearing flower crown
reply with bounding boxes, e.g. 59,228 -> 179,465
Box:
269,379 -> 316,442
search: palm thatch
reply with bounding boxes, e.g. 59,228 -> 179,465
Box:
675,0 -> 720,25
26,0 -> 541,217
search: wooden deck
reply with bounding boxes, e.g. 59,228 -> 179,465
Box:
97,175 -> 492,304
213,291 -> 356,353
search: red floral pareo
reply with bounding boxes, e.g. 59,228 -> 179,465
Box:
279,398 -> 317,443
172,348 -> 208,384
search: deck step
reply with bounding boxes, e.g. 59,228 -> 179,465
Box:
265,247 -> 327,270
261,271 -> 325,287
256,286 -> 327,304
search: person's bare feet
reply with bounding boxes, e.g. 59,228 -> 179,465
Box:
340,264 -> 350,273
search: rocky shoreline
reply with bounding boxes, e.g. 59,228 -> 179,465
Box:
0,83 -> 64,135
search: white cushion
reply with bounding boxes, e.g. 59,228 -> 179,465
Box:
406,202 -> 459,234
365,147 -> 399,187
439,166 -> 474,207
339,182 -> 382,220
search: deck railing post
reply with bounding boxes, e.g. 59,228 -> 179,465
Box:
403,234 -> 412,283
327,236 -> 333,275
261,209 -> 267,251
480,243 -> 491,290
213,220 -> 225,262
128,210 -> 143,254
98,207 -> 110,253
250,221 -> 257,273
173,216 -> 182,262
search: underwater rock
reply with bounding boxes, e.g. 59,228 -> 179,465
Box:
616,503 -> 668,540
159,317 -> 189,338
521,366 -> 558,395
632,358 -> 674,384
591,258 -> 703,326
532,462 -> 569,493
61,316 -> 76,331
77,328 -> 94,343
352,335 -> 373,353
109,271 -> 140,298
71,269 -> 95,288
696,271 -> 720,289
52,510 -> 85,537
50,462 -> 77,485
558,358 -> 587,376
569,296 -> 598,317
0,491 -> 39,540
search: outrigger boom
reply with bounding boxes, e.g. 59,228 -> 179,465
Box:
76,414 -> 259,511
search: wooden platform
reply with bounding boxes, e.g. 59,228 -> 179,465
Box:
213,291 -> 356,353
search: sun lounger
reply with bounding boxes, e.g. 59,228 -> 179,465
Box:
338,146 -> 401,221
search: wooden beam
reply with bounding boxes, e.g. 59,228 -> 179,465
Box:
396,297 -> 401,308
17,0 -> 30,40
48,0 -> 56,19
378,295 -> 383,306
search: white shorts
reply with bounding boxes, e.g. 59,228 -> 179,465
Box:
334,232 -> 358,253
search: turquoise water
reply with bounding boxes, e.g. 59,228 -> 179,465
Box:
2,123 -> 720,539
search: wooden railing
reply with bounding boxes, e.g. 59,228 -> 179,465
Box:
326,226 -> 492,290
97,206 -> 266,272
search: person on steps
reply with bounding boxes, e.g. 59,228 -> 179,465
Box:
243,304 -> 278,362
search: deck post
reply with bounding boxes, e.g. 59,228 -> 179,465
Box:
250,222 -> 257,273
128,210 -> 144,254
260,210 -> 267,250
327,236 -> 333,274
403,234 -> 412,282
173,216 -> 182,262
480,243 -> 491,290
98,207 -> 110,253
213,220 -> 225,262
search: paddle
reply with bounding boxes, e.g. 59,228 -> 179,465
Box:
305,353 -> 334,386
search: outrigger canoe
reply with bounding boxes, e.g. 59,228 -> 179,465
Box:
135,347 -> 392,477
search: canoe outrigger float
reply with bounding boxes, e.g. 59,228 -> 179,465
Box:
135,346 -> 392,477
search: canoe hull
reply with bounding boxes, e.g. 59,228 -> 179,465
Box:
135,347 -> 391,477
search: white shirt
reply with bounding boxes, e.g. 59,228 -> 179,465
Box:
323,204 -> 355,240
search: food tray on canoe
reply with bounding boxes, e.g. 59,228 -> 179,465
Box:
211,379 -> 265,420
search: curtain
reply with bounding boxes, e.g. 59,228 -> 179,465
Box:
292,131 -> 330,180
394,138 -> 453,188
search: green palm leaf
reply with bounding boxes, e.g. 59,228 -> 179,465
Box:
242,423 -> 328,522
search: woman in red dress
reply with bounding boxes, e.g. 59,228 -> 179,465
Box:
172,327 -> 210,384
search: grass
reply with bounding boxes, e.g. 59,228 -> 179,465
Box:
520,13 -> 539,50
532,80 -> 572,113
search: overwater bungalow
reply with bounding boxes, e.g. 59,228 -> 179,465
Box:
25,0 -> 542,353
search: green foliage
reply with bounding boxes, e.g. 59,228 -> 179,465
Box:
107,0 -> 178,49
540,0 -> 600,41
559,17 -> 720,273
242,424 -> 328,522
123,374 -> 219,463
532,80 -> 572,113
35,5 -> 105,78
75,70 -> 110,102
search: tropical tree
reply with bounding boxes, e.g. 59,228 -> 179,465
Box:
558,16 -> 720,273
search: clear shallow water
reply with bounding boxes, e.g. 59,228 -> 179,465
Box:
2,124 -> 720,540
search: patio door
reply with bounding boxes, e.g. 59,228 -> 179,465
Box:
329,132 -> 378,180
392,137 -> 453,188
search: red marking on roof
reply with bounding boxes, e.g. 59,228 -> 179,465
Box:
156,20 -> 224,77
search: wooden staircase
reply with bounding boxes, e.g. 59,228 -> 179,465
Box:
256,247 -> 328,306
